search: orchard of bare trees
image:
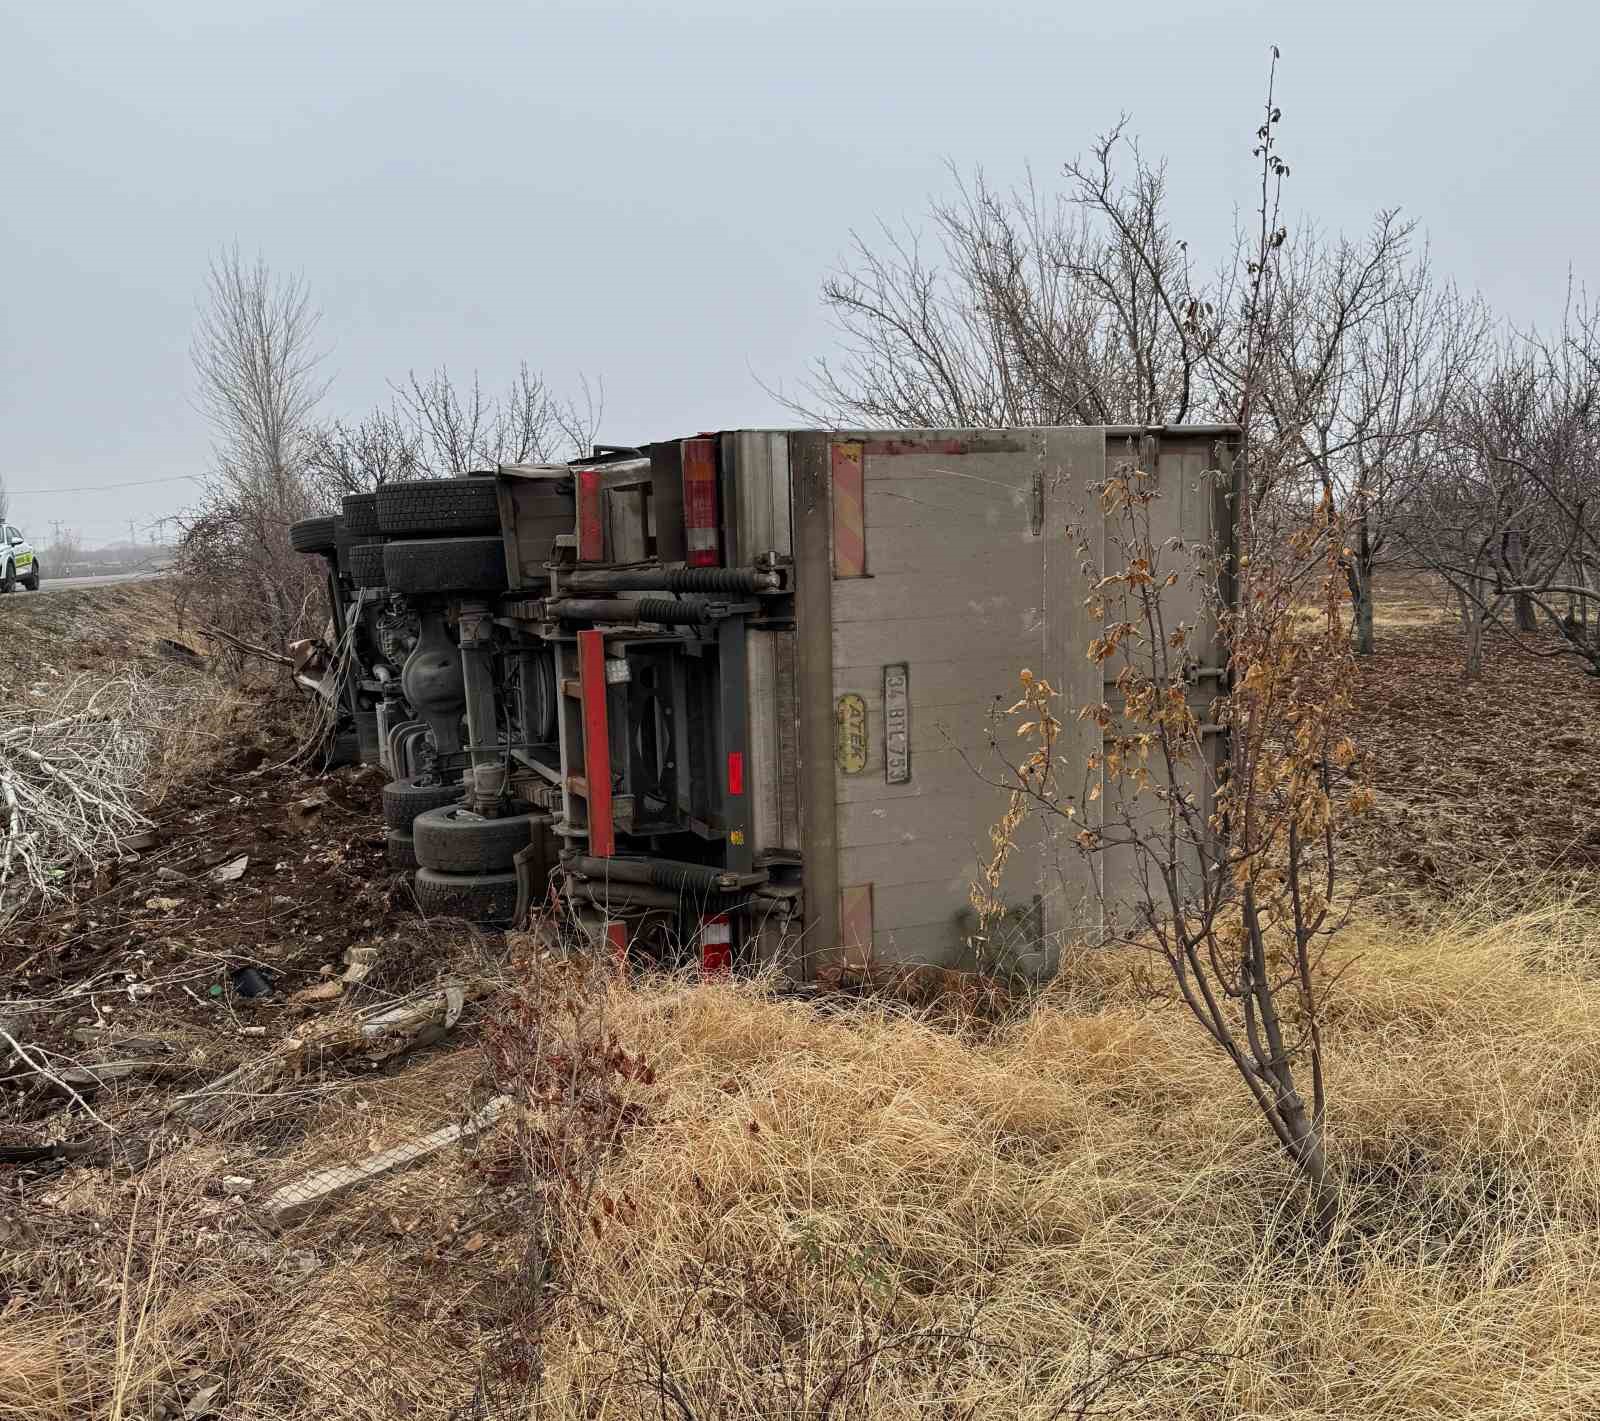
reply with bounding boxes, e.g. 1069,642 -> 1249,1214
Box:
803,113 -> 1600,678
172,248 -> 597,653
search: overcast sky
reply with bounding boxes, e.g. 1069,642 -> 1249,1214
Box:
2,0 -> 1594,549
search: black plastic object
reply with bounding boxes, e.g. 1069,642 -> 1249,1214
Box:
231,966 -> 274,999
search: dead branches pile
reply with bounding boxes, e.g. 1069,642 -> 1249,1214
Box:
0,668 -> 216,927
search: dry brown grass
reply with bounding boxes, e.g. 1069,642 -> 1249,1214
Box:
9,894 -> 1600,1418
9,574 -> 1600,1418
499,895 -> 1600,1418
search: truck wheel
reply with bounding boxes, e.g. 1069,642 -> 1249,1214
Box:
383,537 -> 507,596
413,806 -> 543,873
0,562 -> 13,593
348,543 -> 388,590
290,516 -> 339,555
341,492 -> 382,538
21,561 -> 40,591
334,518 -> 355,576
414,867 -> 520,924
386,829 -> 419,869
381,774 -> 465,830
376,477 -> 500,537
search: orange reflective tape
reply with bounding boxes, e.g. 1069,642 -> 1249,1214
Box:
830,441 -> 865,578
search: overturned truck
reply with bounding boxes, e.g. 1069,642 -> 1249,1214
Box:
292,425 -> 1237,981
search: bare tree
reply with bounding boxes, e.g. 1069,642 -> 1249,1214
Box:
174,248 -> 328,653
978,55 -> 1359,1223
302,406 -> 425,502
798,137 -> 1208,429
1405,313 -> 1600,678
0,472 -> 9,526
305,365 -> 602,496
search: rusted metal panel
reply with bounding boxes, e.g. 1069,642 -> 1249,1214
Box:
861,436 -> 1025,457
830,441 -> 866,578
577,469 -> 605,562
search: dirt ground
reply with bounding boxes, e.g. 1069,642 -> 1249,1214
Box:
1345,573 -> 1600,903
4,575 -> 1600,1419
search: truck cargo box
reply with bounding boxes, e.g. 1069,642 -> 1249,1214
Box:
497,424 -> 1237,982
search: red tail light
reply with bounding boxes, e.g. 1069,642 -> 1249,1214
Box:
699,913 -> 732,978
681,437 -> 720,568
726,751 -> 744,797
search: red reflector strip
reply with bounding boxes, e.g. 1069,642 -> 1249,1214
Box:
726,751 -> 744,797
681,437 -> 720,568
700,914 -> 732,977
577,628 -> 614,857
577,468 -> 604,562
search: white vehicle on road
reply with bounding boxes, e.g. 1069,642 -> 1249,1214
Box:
2,524 -> 40,592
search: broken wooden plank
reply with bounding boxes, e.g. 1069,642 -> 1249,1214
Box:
260,1096 -> 511,1227
163,978 -> 492,1131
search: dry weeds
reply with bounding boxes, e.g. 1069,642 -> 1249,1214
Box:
6,577 -> 1600,1419
9,892 -> 1600,1419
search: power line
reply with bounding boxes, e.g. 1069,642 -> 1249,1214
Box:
2,473 -> 203,495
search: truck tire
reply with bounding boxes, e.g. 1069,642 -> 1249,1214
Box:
376,477 -> 500,537
413,806 -> 543,873
355,710 -> 382,764
21,560 -> 40,592
290,516 -> 339,555
414,867 -> 520,924
348,542 -> 388,590
383,537 -> 507,596
342,492 -> 382,538
334,518 -> 354,576
386,829 -> 419,869
0,562 -> 12,593
381,775 -> 465,830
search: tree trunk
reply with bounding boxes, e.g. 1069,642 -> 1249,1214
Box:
1460,591 -> 1484,680
1505,528 -> 1537,633
1348,562 -> 1374,657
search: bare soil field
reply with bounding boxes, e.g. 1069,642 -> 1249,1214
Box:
3,578 -> 1600,1420
1347,574 -> 1600,903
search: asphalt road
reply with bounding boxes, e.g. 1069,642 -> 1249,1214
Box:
12,570 -> 168,595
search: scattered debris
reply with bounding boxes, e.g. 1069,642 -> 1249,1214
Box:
289,980 -> 342,1004
165,980 -> 490,1131
232,966 -> 275,999
210,853 -> 249,883
145,895 -> 183,912
261,1095 -> 510,1227
287,792 -> 329,829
